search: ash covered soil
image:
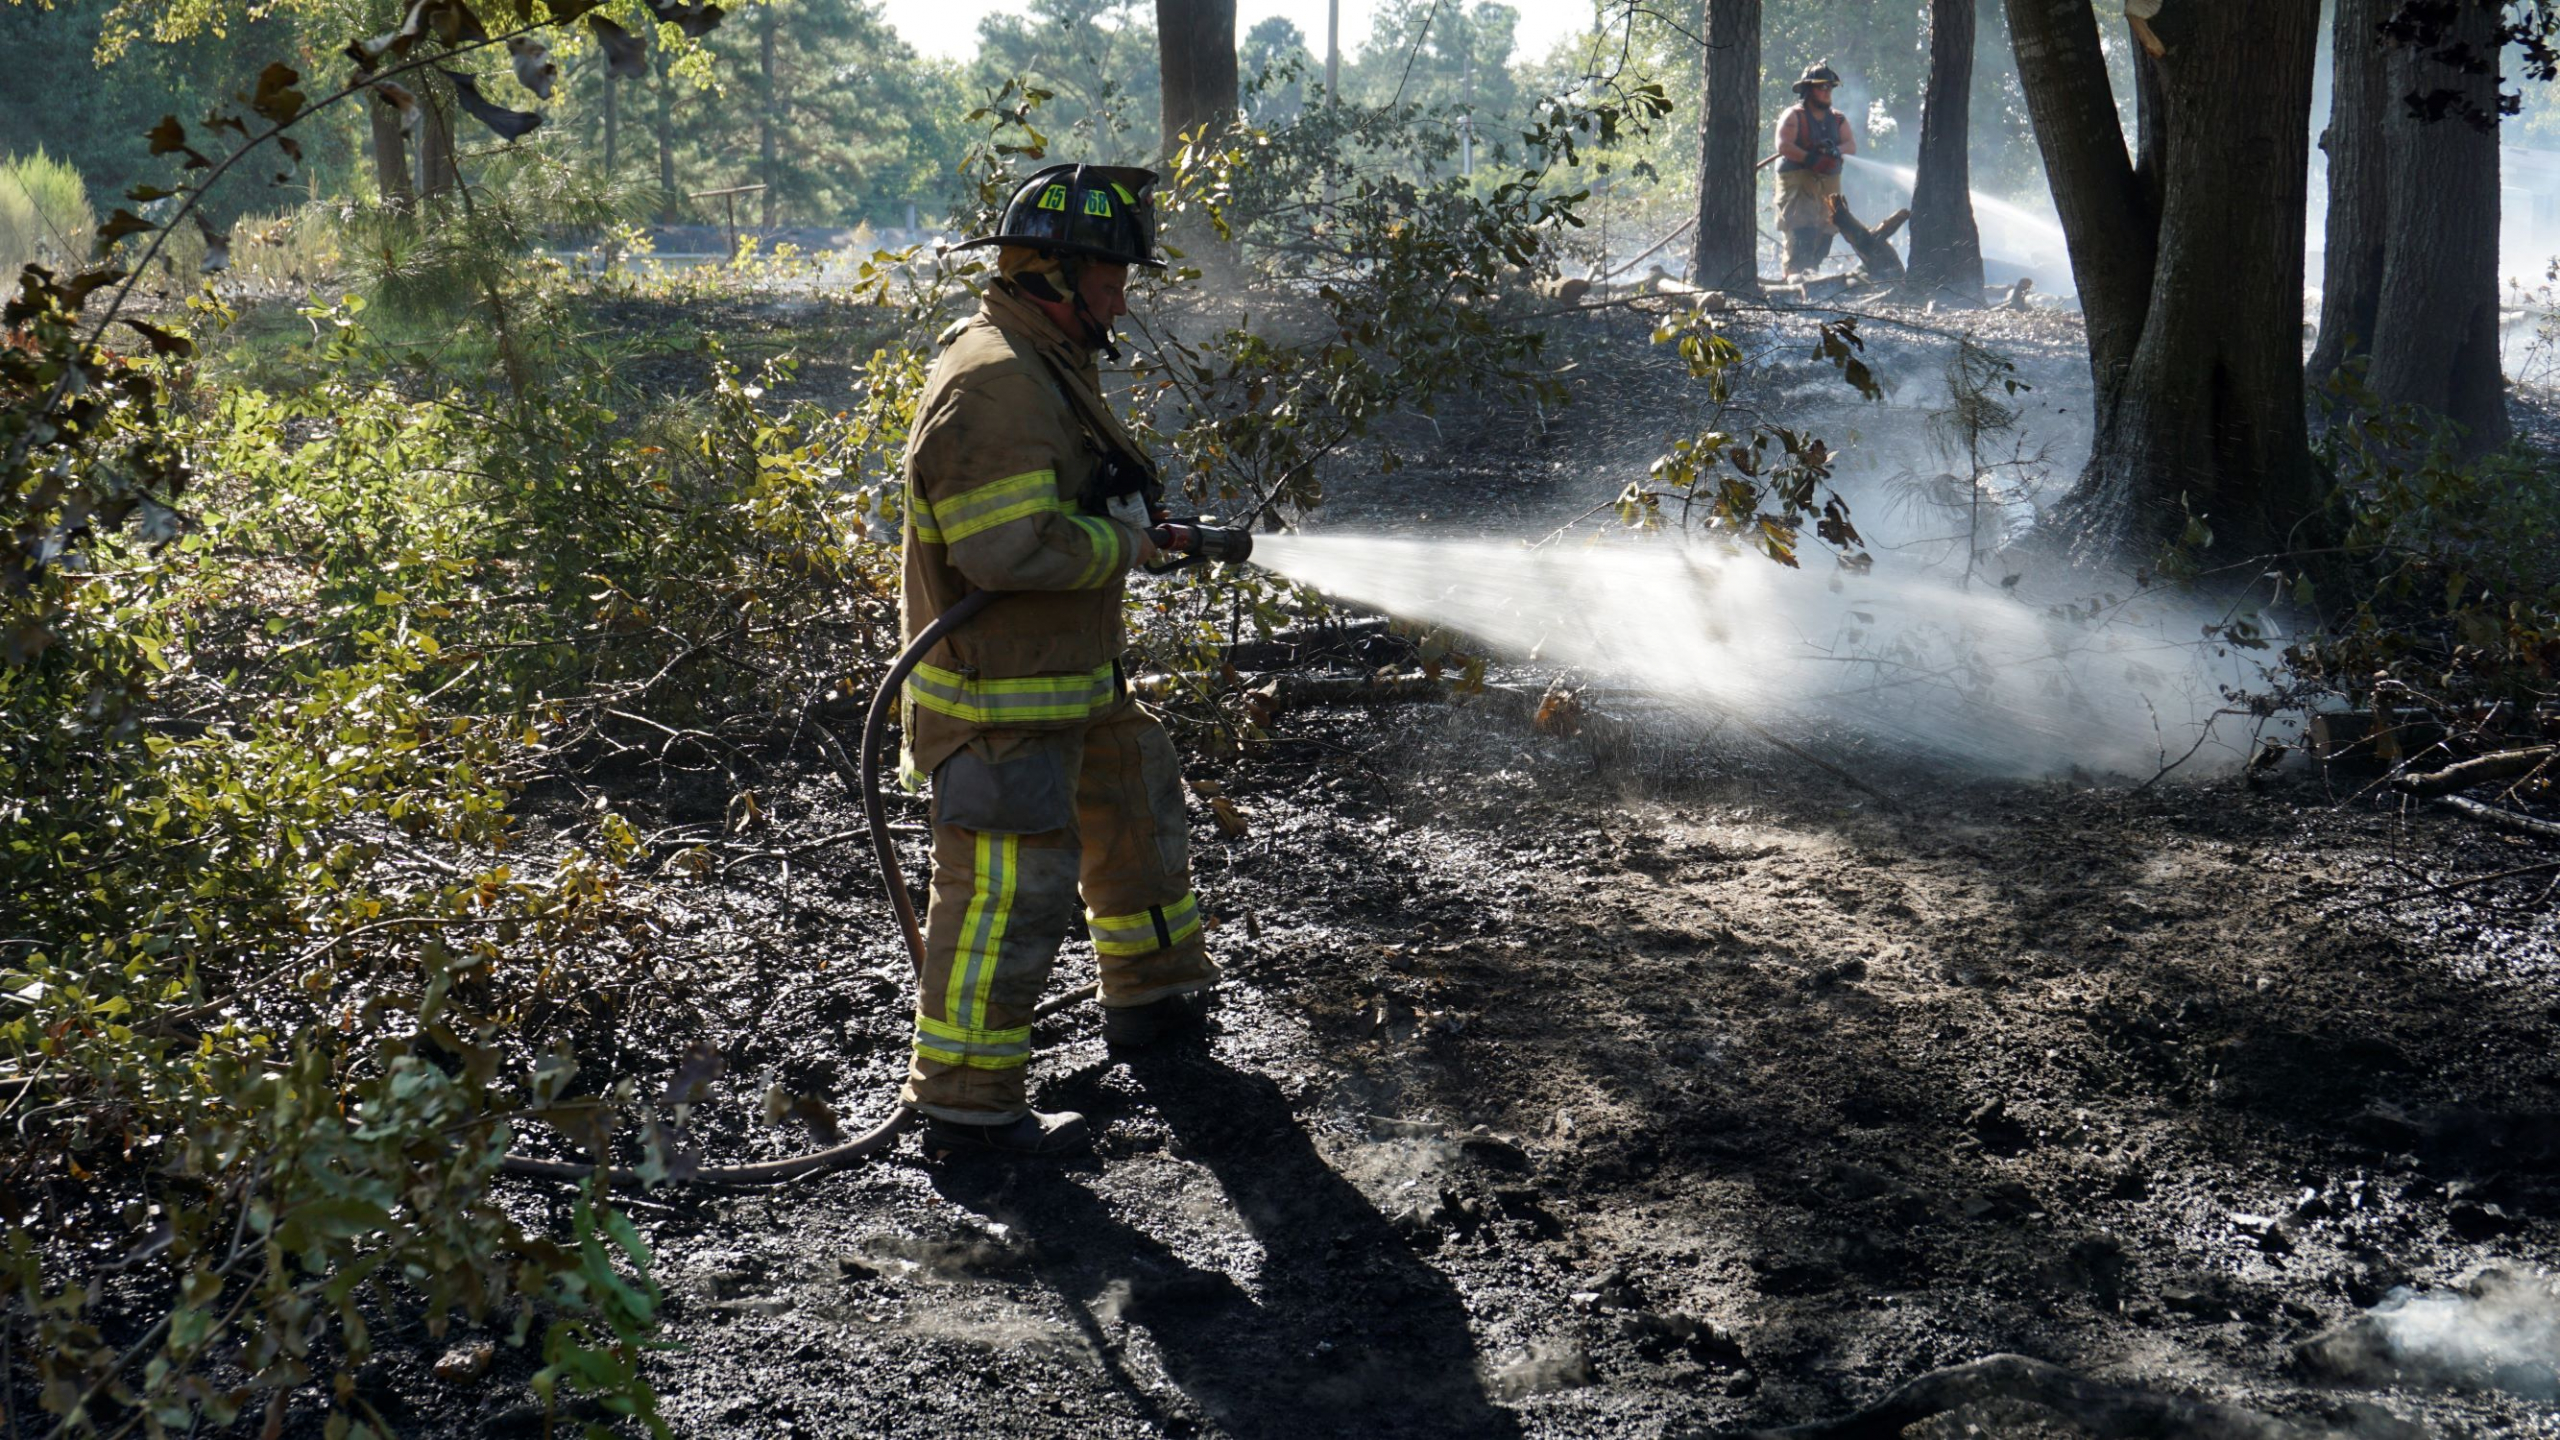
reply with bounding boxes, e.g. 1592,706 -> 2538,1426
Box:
394,299 -> 2555,1439
444,723 -> 2560,1440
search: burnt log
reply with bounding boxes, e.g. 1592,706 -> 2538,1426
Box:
1824,195 -> 1907,283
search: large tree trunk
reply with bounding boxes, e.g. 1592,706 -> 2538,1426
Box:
2008,0 -> 2321,556
2310,0 -> 2389,391
1156,0 -> 1239,157
2005,0 -> 2152,391
366,91 -> 415,212
1905,0 -> 1984,300
1691,0 -> 1761,293
2365,0 -> 2509,453
759,7 -> 778,229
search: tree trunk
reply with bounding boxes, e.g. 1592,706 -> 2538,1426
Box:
1156,0 -> 1238,279
366,91 -> 415,212
603,70 -> 620,181
759,7 -> 778,229
2004,0 -> 2153,390
417,81 -> 461,206
2309,0 -> 2388,390
655,53 -> 679,221
1691,0 -> 1761,293
1905,0 -> 1984,300
2365,0 -> 2509,453
1156,0 -> 1239,157
2009,0 -> 2321,557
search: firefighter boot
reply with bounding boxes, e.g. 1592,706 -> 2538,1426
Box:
1103,991 -> 1214,1052
921,1107 -> 1092,1159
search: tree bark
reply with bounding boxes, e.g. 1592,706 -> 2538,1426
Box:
417,80 -> 461,205
1905,0 -> 1984,300
1691,0 -> 1761,293
2004,0 -> 2152,389
759,6 -> 778,229
1156,0 -> 1239,157
2009,0 -> 2322,557
655,52 -> 679,221
2310,0 -> 2389,390
2365,0 -> 2509,453
366,91 -> 415,212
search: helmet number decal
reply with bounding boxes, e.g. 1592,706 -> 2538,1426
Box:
1038,184 -> 1070,212
1082,190 -> 1114,217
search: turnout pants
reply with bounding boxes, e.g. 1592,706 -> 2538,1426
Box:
1774,169 -> 1841,273
901,702 -> 1218,1123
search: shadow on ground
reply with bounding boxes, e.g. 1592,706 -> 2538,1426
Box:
933,1050 -> 1520,1440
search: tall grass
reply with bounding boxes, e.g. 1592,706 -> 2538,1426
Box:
0,149 -> 96,275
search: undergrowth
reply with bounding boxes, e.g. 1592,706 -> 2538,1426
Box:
0,16 -> 1679,1433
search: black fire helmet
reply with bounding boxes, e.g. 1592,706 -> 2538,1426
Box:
955,164 -> 1166,270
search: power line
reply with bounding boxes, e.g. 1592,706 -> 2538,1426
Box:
1390,0 -> 1448,110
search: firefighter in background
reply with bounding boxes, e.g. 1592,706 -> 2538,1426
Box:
1774,62 -> 1858,276
896,164 -> 1218,1158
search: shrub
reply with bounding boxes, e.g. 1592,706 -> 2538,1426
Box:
0,150 -> 95,277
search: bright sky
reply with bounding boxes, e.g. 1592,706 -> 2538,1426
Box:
876,0 -> 1592,69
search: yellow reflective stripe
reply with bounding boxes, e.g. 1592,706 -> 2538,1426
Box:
971,834 -> 1016,1029
1068,516 -> 1125,589
914,1043 -> 1029,1070
915,1013 -> 1031,1046
942,492 -> 1065,544
928,470 -> 1064,545
914,1012 -> 1031,1068
904,481 -> 946,544
905,661 -> 1118,726
946,832 -> 1018,1027
1088,892 -> 1202,956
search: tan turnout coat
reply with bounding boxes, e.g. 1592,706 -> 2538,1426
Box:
897,285 -> 1154,779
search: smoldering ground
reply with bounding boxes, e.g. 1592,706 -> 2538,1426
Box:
301,300 -> 2552,1440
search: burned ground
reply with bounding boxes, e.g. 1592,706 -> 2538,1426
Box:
315,298 -> 2559,1439
390,701 -> 2560,1440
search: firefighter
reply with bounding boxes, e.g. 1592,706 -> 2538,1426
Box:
1774,62 -> 1858,276
896,164 -> 1219,1158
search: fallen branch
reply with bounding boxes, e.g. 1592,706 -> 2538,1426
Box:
2435,794 -> 2560,843
2391,745 -> 2555,798
2320,857 -> 2560,916
1717,1354 -> 2310,1440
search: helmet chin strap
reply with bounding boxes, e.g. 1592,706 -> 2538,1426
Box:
1060,255 -> 1122,362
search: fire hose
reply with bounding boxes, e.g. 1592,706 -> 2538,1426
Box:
500,520 -> 1255,1188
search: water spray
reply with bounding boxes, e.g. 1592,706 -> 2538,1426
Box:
1244,530 -> 2272,781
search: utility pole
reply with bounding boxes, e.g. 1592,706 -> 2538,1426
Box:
1325,0 -> 1338,100
1324,0 -> 1339,204
1460,42 -> 1474,179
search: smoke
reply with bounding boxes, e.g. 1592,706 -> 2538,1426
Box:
2300,1270 -> 2560,1401
1250,532 -> 2274,780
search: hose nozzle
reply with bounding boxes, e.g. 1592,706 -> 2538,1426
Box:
1145,520 -> 1255,572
